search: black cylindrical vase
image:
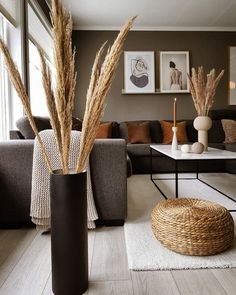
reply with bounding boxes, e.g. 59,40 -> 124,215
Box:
50,170 -> 88,295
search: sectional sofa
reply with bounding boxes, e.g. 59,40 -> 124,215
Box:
119,109 -> 236,174
1,109 -> 235,227
9,108 -> 236,175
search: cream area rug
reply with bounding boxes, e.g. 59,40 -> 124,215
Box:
124,173 -> 236,270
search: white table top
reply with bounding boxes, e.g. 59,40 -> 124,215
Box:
150,144 -> 236,160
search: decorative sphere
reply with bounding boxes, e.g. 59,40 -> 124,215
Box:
191,142 -> 204,154
181,144 -> 191,153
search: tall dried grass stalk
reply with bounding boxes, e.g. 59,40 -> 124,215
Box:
38,49 -> 63,169
50,0 -> 77,174
0,0 -> 135,175
187,67 -> 224,116
76,16 -> 136,173
0,39 -> 53,173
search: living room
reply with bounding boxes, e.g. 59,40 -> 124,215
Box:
0,0 -> 236,294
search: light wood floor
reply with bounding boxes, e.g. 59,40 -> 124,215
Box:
1,172 -> 236,295
0,225 -> 236,295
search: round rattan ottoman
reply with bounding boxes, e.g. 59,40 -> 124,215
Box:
151,198 -> 234,256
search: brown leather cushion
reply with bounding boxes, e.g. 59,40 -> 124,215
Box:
127,122 -> 151,144
160,120 -> 188,144
96,122 -> 113,138
221,119 -> 236,143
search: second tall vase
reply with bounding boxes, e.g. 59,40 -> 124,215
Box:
193,116 -> 212,151
50,170 -> 88,295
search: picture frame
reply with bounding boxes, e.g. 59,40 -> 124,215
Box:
159,51 -> 190,93
124,51 -> 155,93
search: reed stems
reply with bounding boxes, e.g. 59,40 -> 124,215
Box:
187,67 -> 224,116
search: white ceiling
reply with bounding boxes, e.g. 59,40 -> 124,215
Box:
62,0 -> 236,31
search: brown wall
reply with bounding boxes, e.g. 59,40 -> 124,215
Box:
72,31 -> 236,121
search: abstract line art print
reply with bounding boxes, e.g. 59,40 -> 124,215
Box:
124,51 -> 155,93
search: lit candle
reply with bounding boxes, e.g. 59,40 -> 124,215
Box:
173,97 -> 177,127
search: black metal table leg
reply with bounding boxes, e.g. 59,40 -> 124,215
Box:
150,147 -> 168,199
150,147 -> 153,181
175,160 -> 178,198
196,160 -> 199,179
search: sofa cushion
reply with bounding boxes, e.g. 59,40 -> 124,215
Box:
221,119 -> 236,143
96,122 -> 113,138
208,143 -> 226,150
186,120 -> 197,142
127,122 -> 152,144
16,116 -> 51,139
16,116 -> 82,139
160,121 -> 188,144
127,143 -> 162,157
119,120 -> 163,143
224,143 -> 236,152
149,121 -> 163,143
72,117 -> 83,131
186,119 -> 225,143
208,120 -> 225,143
111,122 -> 120,138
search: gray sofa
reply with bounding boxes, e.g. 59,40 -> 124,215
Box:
118,109 -> 236,174
0,139 -> 127,228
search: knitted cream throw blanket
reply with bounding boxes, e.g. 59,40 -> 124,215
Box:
30,130 -> 98,229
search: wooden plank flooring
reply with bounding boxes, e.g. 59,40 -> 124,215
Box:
1,173 -> 236,294
0,226 -> 235,295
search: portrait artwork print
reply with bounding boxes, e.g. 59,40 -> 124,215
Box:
160,51 -> 190,93
124,51 -> 155,93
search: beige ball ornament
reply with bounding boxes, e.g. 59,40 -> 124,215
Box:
191,142 -> 204,154
181,144 -> 191,153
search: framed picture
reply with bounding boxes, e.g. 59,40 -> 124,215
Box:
124,51 -> 155,93
159,51 -> 190,93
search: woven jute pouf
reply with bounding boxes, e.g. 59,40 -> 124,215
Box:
151,198 -> 234,256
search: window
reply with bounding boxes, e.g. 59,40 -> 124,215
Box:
0,14 -> 9,140
29,40 -> 49,116
28,1 -> 53,116
0,0 -> 52,138
0,0 -> 23,137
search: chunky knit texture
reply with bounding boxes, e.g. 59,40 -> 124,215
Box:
30,130 -> 98,229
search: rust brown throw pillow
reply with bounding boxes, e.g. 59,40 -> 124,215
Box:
160,120 -> 188,144
96,122 -> 113,138
127,122 -> 151,144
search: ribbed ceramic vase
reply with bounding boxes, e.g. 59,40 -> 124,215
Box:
50,169 -> 88,295
193,116 -> 212,151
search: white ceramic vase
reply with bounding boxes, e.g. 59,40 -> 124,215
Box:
193,116 -> 212,151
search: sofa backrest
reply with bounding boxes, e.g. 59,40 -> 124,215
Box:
11,116 -> 120,140
209,109 -> 236,120
119,119 -> 226,144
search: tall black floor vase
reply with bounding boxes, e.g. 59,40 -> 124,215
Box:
50,170 -> 88,295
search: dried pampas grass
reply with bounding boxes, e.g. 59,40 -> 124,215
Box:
0,0 -> 135,174
39,0 -> 76,174
187,67 -> 224,116
76,16 -> 136,173
0,40 -> 53,173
